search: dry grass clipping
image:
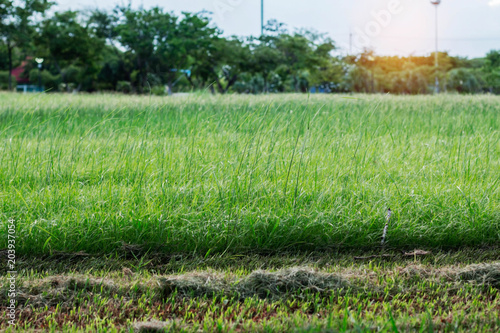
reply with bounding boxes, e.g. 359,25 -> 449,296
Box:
458,263 -> 500,288
132,320 -> 183,333
157,271 -> 229,298
156,267 -> 349,299
237,267 -> 348,299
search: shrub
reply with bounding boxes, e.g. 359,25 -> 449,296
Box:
29,69 -> 61,92
0,71 -> 9,90
117,81 -> 132,94
447,68 -> 485,93
151,85 -> 166,96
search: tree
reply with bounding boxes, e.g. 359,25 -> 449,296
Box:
345,50 -> 376,93
404,66 -> 431,94
211,37 -> 249,94
115,8 -> 218,94
310,57 -> 344,92
0,38 -> 9,70
483,50 -> 500,94
248,36 -> 282,92
114,7 -> 175,93
0,0 -> 52,90
274,33 -> 334,92
87,9 -> 134,91
189,36 -> 249,94
447,68 -> 484,94
88,9 -> 118,48
36,11 -> 104,91
308,34 -> 339,92
346,65 -> 370,93
162,12 -> 219,94
275,34 -> 314,91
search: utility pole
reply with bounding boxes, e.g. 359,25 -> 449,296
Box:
35,58 -> 44,92
261,0 -> 264,36
431,0 -> 441,94
349,32 -> 352,55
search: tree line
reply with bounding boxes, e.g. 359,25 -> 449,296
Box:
1,0 -> 499,94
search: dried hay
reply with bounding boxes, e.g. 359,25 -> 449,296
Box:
10,275 -> 120,307
156,267 -> 348,299
237,267 -> 348,299
458,263 -> 500,288
133,320 -> 179,333
157,271 -> 229,298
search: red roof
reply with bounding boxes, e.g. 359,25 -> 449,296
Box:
12,60 -> 30,84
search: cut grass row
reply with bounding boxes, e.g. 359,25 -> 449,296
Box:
0,93 -> 498,255
1,250 -> 499,331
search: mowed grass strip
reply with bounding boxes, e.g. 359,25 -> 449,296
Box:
1,260 -> 499,331
0,93 -> 498,254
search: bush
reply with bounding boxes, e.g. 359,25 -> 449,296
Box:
0,71 -> 9,90
62,65 -> 81,85
485,69 -> 500,94
29,69 -> 61,92
117,81 -> 132,94
346,65 -> 371,93
447,68 -> 484,93
151,85 -> 166,96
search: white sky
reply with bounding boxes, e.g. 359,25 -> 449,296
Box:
56,0 -> 500,59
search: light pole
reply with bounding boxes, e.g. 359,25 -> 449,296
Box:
35,58 -> 44,92
431,0 -> 441,94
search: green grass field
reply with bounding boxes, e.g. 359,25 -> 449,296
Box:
0,93 -> 499,331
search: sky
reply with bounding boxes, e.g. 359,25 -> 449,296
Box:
56,0 -> 500,59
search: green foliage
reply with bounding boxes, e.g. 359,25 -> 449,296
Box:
483,50 -> 500,94
447,68 -> 485,94
28,68 -> 61,91
1,4 -> 499,95
0,0 -> 52,89
399,67 -> 431,95
310,59 -> 345,92
0,70 -> 9,89
35,10 -> 105,92
0,43 -> 9,71
116,80 -> 132,93
114,7 -> 219,93
151,85 -> 166,96
485,69 -> 500,94
96,58 -> 129,91
346,65 -> 371,93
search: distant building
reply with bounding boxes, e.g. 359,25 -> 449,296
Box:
12,57 -> 32,84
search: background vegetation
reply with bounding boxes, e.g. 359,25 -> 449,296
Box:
1,0 -> 500,95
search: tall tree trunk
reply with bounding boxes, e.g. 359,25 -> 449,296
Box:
225,74 -> 238,93
8,45 -> 13,91
214,77 -> 224,94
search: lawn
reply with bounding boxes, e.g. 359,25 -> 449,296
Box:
0,92 -> 499,331
0,93 -> 498,254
